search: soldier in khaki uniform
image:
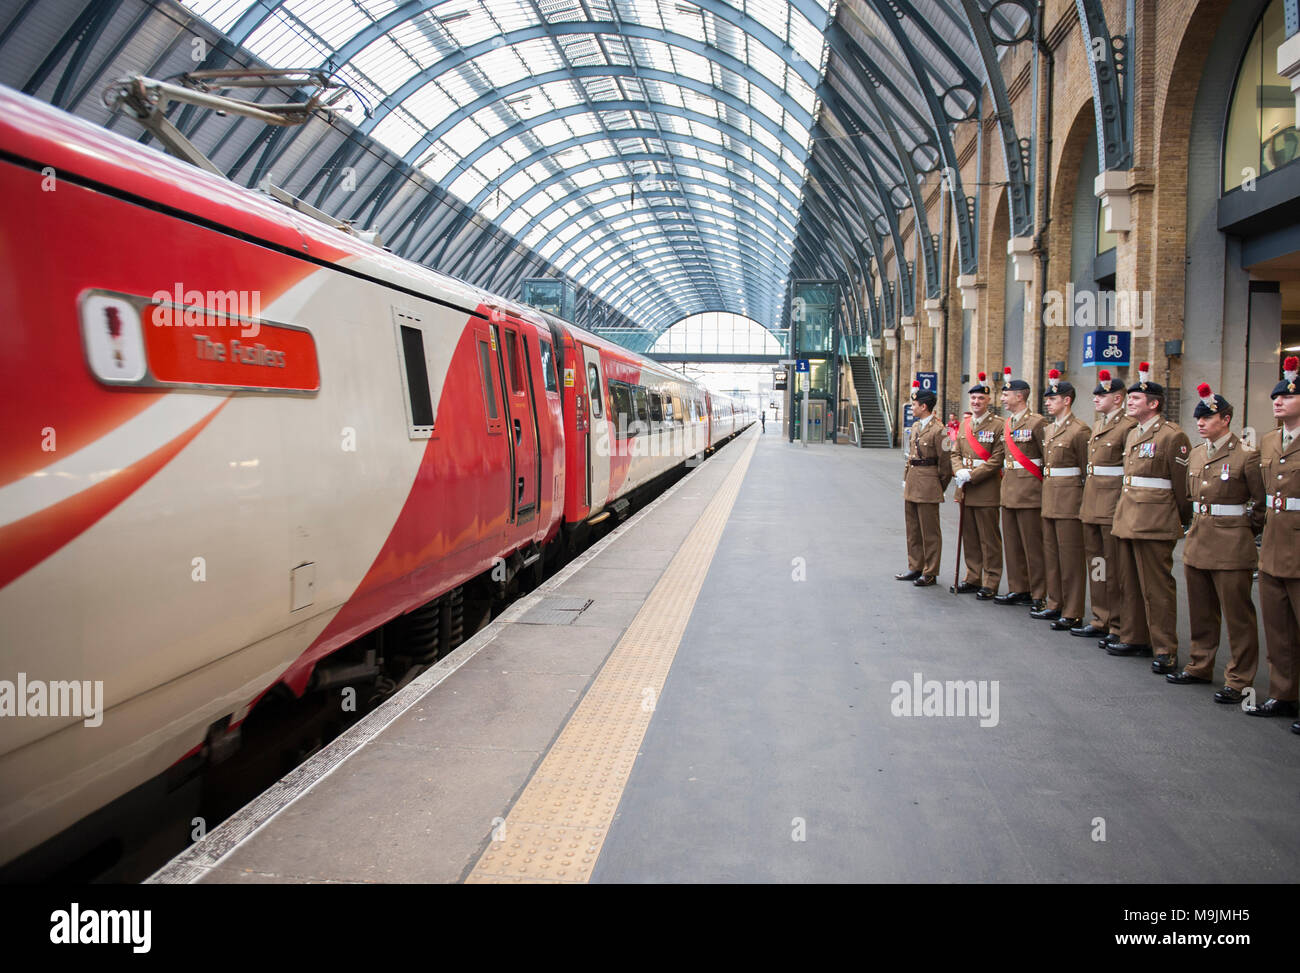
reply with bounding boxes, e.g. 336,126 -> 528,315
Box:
1166,383 -> 1265,701
1107,363 -> 1193,675
1076,370 -> 1136,641
994,368 -> 1048,608
951,372 -> 1005,599
1033,370 -> 1092,631
896,381 -> 952,587
1246,356 -> 1300,729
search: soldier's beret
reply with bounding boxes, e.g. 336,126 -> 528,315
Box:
1270,357 -> 1299,398
1093,369 -> 1125,394
1127,361 -> 1163,396
1193,382 -> 1232,418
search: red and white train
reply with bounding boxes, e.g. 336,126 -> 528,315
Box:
0,85 -> 751,869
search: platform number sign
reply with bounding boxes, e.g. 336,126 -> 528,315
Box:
795,358 -> 810,373
916,371 -> 937,393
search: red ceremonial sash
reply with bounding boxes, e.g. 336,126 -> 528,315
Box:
962,417 -> 992,462
1004,418 -> 1044,481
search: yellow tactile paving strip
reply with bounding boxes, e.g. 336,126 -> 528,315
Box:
465,433 -> 759,883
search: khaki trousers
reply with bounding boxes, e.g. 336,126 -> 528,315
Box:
1001,507 -> 1045,599
1115,537 -> 1179,658
904,501 -> 942,577
1259,571 -> 1300,702
1082,522 -> 1121,634
1043,516 -> 1086,619
1183,566 -> 1258,690
961,505 -> 1002,589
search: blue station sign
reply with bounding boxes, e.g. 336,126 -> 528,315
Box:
1082,330 -> 1130,367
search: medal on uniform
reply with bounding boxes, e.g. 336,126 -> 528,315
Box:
1220,463 -> 1229,481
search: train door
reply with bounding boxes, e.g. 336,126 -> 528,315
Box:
474,323 -> 509,535
582,344 -> 611,510
497,316 -> 539,521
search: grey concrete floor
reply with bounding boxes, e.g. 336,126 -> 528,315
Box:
592,432 -> 1300,883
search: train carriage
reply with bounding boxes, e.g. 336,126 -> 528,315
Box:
0,85 -> 749,870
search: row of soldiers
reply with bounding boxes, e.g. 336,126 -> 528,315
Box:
898,358 -> 1300,734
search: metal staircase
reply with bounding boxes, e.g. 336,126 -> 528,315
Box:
845,355 -> 893,448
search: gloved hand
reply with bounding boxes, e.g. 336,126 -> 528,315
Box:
954,468 -> 972,486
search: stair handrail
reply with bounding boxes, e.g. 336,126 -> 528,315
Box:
865,349 -> 895,446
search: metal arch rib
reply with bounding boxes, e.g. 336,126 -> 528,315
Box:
394,66 -> 809,171
358,29 -> 812,142
854,0 -> 978,276
237,3 -> 826,208
465,126 -> 804,215
820,59 -> 937,303
1074,0 -> 1131,171
319,0 -> 823,91
574,227 -> 789,293
804,153 -> 884,333
800,176 -> 880,333
516,181 -> 792,269
956,0 -> 1032,237
540,196 -> 789,276
446,100 -> 803,198
481,152 -> 799,235
814,108 -> 917,316
564,228 -> 789,300
588,246 -> 785,304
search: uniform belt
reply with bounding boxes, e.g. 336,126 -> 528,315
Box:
1195,503 -> 1245,516
1126,475 -> 1172,489
1267,494 -> 1300,511
910,457 -> 937,466
1046,467 -> 1081,477
1089,465 -> 1123,476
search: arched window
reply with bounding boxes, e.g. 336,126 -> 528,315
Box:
1223,0 -> 1297,193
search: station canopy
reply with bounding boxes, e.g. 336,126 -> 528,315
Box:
178,0 -> 1030,340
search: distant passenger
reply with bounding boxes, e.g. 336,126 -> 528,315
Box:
760,410 -> 766,433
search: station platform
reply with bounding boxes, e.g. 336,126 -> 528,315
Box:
152,429 -> 1299,884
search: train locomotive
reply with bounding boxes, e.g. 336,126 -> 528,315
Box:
0,84 -> 751,871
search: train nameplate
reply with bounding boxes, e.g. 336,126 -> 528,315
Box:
79,289 -> 321,394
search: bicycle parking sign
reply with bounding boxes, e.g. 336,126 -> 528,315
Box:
1082,330 -> 1130,367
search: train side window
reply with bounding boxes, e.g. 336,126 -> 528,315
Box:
672,394 -> 685,424
662,395 -> 674,424
633,386 -> 650,433
503,329 -> 524,394
649,391 -> 663,424
610,381 -> 633,438
478,339 -> 500,422
588,364 -> 602,417
539,339 -> 559,392
394,311 -> 434,440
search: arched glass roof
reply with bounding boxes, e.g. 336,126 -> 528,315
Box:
134,0 -> 1038,342
181,0 -> 835,332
